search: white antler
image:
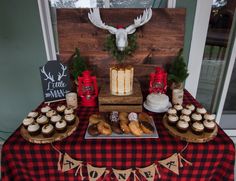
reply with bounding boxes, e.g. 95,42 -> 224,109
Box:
57,63 -> 67,81
125,8 -> 152,34
41,66 -> 55,82
88,8 -> 117,34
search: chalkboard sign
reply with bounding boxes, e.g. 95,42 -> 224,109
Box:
39,61 -> 71,102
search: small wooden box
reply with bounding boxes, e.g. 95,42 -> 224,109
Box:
98,80 -> 143,112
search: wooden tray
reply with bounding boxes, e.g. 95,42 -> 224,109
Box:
163,115 -> 218,143
20,117 -> 79,144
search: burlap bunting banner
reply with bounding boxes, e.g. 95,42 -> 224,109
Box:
51,143 -> 192,180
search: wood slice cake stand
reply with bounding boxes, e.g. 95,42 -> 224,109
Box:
163,115 -> 218,143
20,117 -> 79,144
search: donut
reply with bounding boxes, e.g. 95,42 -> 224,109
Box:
120,121 -> 131,134
140,121 -> 154,134
128,121 -> 143,136
110,111 -> 119,122
138,112 -> 152,122
97,121 -> 112,135
128,112 -> 138,121
119,112 -> 128,121
88,124 -> 100,136
89,114 -> 105,125
111,122 -> 123,134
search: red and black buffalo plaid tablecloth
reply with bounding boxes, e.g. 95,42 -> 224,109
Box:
1,91 -> 235,180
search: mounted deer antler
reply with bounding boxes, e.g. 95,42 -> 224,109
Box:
41,66 -> 55,82
57,63 -> 67,81
88,8 -> 152,51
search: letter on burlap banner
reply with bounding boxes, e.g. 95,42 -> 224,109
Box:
158,153 -> 179,175
112,168 -> 132,181
62,153 -> 83,172
137,163 -> 161,181
87,164 -> 108,181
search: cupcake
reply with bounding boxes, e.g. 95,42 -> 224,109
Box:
55,120 -> 67,133
41,105 -> 51,115
203,120 -> 216,132
185,104 -> 195,112
176,120 -> 189,133
27,122 -> 40,136
41,124 -> 54,138
181,108 -> 191,116
180,115 -> 191,123
50,114 -> 62,125
64,107 -> 74,115
46,110 -> 57,118
22,117 -> 34,128
57,105 -> 66,115
173,104 -> 183,115
64,114 -> 76,125
191,113 -> 202,122
167,114 -> 179,126
27,111 -> 39,119
167,108 -> 177,115
204,113 -> 215,121
36,115 -> 49,126
191,122 -> 204,135
196,107 -> 207,115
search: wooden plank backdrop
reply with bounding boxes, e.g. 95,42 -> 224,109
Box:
57,8 -> 186,81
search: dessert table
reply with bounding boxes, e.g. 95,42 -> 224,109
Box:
1,91 -> 235,181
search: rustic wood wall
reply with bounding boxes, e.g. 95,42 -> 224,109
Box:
57,8 -> 186,81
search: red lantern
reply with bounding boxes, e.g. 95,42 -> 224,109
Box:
149,67 -> 167,94
78,70 -> 98,107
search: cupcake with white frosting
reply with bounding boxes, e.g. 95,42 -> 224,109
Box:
41,106 -> 51,115
167,108 -> 177,115
64,114 -> 76,125
42,124 -> 54,138
191,113 -> 202,122
185,104 -> 195,112
57,105 -> 66,115
27,111 -> 39,119
176,120 -> 189,133
173,104 -> 183,115
36,115 -> 49,126
64,107 -> 74,115
191,122 -> 204,135
196,107 -> 207,115
23,118 -> 34,128
204,113 -> 215,121
50,114 -> 62,125
180,115 -> 191,123
181,108 -> 191,116
46,110 -> 57,118
203,120 -> 216,132
55,120 -> 67,133
27,122 -> 40,136
167,114 -> 179,126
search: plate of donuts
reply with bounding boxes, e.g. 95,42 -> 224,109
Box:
85,112 -> 159,139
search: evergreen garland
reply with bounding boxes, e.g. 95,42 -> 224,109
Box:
104,33 -> 137,63
71,48 -> 88,80
168,49 -> 189,83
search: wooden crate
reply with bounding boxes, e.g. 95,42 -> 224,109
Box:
98,80 -> 143,112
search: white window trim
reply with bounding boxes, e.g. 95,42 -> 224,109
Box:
37,0 -> 57,61
167,0 -> 176,8
185,0 -> 212,98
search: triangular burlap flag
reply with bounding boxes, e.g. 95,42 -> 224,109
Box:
158,153 -> 179,175
137,163 -> 159,181
112,168 -> 132,181
87,164 -> 106,181
62,153 -> 82,172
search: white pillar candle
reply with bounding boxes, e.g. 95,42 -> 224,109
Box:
172,89 -> 184,105
66,92 -> 78,109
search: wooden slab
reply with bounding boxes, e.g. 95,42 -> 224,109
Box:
99,105 -> 142,113
20,117 -> 79,144
57,8 -> 186,79
163,115 -> 218,143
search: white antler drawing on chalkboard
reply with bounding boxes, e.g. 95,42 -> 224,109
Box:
57,63 -> 67,81
41,66 -> 55,82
